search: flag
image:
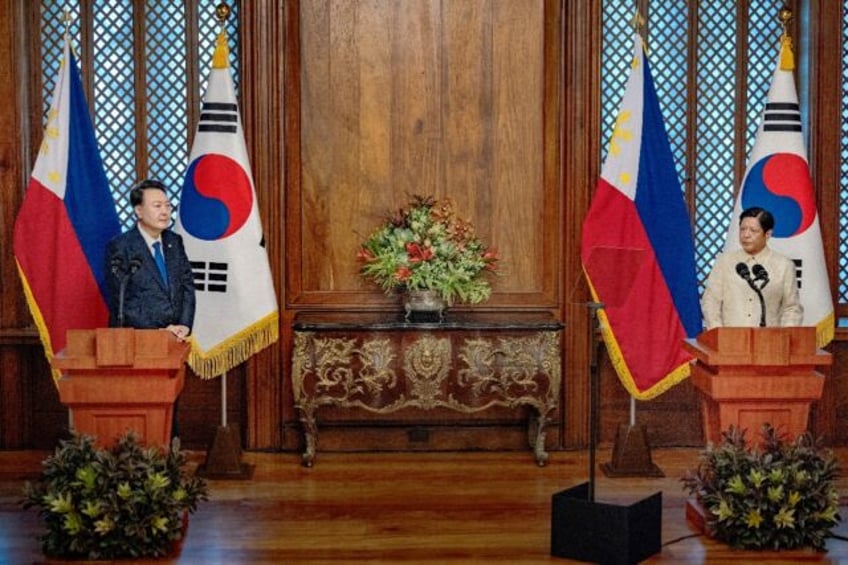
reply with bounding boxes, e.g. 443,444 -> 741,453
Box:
13,36 -> 121,380
580,35 -> 703,400
724,32 -> 834,347
175,29 -> 279,379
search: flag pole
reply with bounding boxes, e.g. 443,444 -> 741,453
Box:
221,371 -> 227,427
62,6 -> 73,432
629,9 -> 642,435
193,1 -> 254,479
62,7 -> 71,36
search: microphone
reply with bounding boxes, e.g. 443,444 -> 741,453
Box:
117,257 -> 143,328
127,257 -> 142,275
735,262 -> 766,327
110,256 -> 125,277
735,262 -> 752,282
752,264 -> 769,289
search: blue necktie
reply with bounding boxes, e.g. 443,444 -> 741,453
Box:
153,241 -> 169,289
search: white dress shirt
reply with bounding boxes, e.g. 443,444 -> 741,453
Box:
701,246 -> 803,329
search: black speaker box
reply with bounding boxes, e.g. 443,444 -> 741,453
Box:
550,482 -> 662,565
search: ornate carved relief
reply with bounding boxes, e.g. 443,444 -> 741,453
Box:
293,328 -> 561,467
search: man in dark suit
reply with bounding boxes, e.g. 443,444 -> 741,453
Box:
105,179 -> 195,339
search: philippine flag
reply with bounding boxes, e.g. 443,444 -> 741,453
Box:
13,36 -> 121,379
581,34 -> 702,400
175,29 -> 279,379
724,34 -> 834,347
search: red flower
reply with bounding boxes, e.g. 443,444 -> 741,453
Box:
394,266 -> 412,281
356,247 -> 374,262
405,242 -> 433,263
483,248 -> 499,270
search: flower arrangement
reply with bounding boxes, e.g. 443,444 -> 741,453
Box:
22,432 -> 208,560
682,424 -> 840,551
357,195 -> 499,305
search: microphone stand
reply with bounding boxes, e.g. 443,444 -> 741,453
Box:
587,301 -> 603,502
742,276 -> 767,327
550,298 -> 664,563
117,259 -> 141,328
753,286 -> 766,327
736,263 -> 766,327
118,276 -> 129,328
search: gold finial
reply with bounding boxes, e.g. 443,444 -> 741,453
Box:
61,8 -> 73,36
777,5 -> 795,71
630,11 -> 646,33
779,5 -> 793,31
215,2 -> 231,24
212,4 -> 231,69
779,5 -> 793,43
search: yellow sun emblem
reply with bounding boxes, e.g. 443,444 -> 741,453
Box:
608,110 -> 633,158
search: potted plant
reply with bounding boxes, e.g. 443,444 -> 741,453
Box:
357,195 -> 500,319
22,431 -> 208,560
682,424 -> 840,551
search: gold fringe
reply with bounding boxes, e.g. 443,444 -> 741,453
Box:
15,259 -> 62,384
188,311 -> 279,379
816,311 -> 835,349
584,269 -> 692,401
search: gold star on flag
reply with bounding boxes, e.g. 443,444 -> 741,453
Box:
608,110 -> 633,157
631,54 -> 640,70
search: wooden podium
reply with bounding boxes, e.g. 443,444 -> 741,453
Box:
684,327 -> 832,446
52,328 -> 191,449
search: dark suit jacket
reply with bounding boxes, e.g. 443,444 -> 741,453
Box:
104,226 -> 196,330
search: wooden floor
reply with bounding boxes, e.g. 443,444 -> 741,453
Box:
2,447 -> 848,564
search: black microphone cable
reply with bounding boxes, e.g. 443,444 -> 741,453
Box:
736,262 -> 766,327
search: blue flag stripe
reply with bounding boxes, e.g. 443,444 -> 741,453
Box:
633,54 -> 703,337
62,51 -> 121,298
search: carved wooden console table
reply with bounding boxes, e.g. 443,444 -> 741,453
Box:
291,311 -> 563,467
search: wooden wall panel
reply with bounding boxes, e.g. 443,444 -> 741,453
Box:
491,2 -> 546,296
290,0 -> 557,308
241,0 -> 286,450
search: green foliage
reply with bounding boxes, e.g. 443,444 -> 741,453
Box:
357,195 -> 500,305
22,432 -> 208,560
682,424 -> 840,551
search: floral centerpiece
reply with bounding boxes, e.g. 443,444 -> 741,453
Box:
22,432 -> 208,560
682,424 -> 840,551
357,195 -> 499,306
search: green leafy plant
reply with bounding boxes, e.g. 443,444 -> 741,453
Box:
682,424 -> 840,551
357,195 -> 500,305
22,431 -> 208,560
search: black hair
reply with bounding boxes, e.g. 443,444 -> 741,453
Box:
739,206 -> 774,233
129,179 -> 168,207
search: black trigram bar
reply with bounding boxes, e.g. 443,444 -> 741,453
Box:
199,101 -> 238,134
764,123 -> 802,132
200,112 -> 238,123
199,123 -> 238,133
794,258 -> 803,290
763,102 -> 801,132
766,102 -> 799,111
190,261 -> 229,293
203,102 -> 237,112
